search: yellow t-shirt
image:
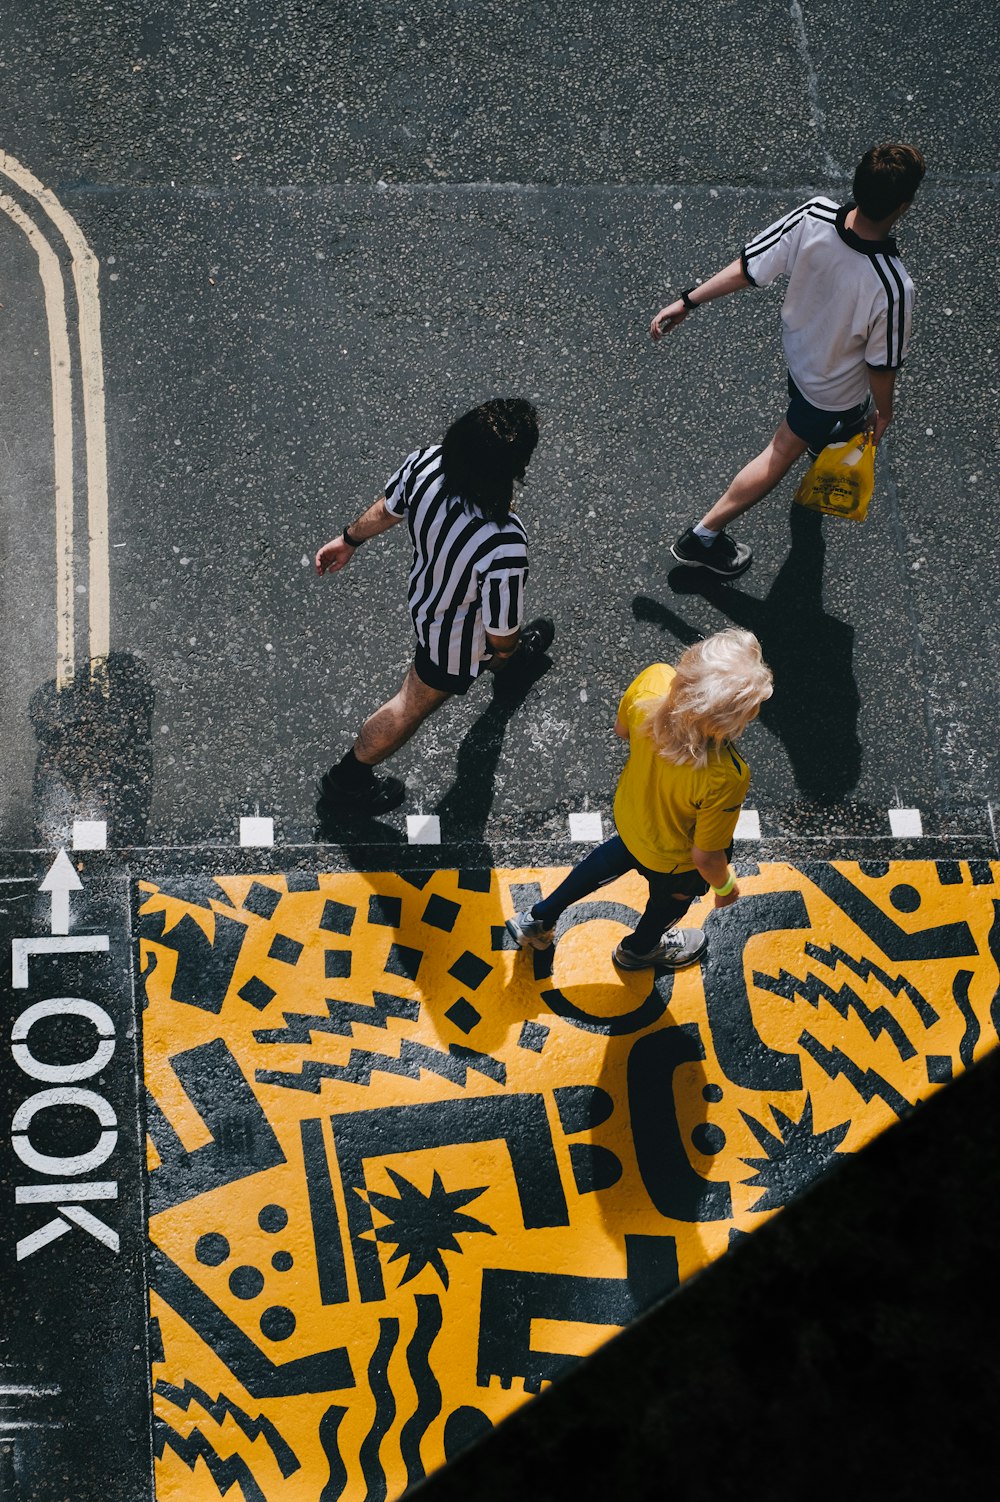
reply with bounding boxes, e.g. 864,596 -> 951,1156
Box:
613,663 -> 751,873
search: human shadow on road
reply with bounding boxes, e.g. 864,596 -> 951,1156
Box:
635,505 -> 861,804
433,654 -> 552,856
30,652 -> 155,846
314,648 -> 554,866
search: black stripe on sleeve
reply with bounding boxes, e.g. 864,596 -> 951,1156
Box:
868,256 -> 898,368
883,256 -> 909,367
743,199 -> 833,263
488,576 -> 502,629
507,572 -> 522,630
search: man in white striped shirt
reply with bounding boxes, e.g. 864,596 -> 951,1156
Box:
650,143 -> 925,578
314,398 -> 554,816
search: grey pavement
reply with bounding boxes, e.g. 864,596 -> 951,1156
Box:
0,0 -> 997,857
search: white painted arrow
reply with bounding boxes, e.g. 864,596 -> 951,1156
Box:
39,848 -> 82,935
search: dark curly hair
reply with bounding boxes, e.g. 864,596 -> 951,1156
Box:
852,143 -> 925,222
440,398 -> 539,522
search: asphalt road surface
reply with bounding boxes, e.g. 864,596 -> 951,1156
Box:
0,0 -> 996,862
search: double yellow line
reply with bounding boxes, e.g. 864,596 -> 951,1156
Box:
0,148 -> 109,691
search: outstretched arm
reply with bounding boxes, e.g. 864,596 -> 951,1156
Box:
650,258 -> 752,340
315,495 -> 402,575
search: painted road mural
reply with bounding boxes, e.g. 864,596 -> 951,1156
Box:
140,860 -> 999,1502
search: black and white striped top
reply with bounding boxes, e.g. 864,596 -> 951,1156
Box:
384,445 -> 529,679
742,197 -> 915,410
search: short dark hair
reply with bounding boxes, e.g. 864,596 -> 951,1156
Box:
441,398 -> 539,522
852,143 -> 926,221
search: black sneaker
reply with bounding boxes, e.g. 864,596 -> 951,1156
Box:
518,617 -> 555,657
492,617 -> 555,700
317,766 -> 406,817
670,527 -> 753,579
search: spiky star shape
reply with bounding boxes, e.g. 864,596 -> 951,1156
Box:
362,1168 -> 495,1288
740,1094 -> 850,1213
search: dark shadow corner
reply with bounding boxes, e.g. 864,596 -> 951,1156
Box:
30,652 -> 155,847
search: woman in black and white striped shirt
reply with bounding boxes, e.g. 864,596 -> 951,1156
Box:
315,398 -> 554,817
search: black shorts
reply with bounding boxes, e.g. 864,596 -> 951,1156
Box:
413,644 -> 477,696
785,374 -> 873,457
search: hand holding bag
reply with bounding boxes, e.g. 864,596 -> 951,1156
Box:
793,431 -> 876,523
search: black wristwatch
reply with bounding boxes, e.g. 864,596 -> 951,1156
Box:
679,287 -> 700,311
342,525 -> 364,547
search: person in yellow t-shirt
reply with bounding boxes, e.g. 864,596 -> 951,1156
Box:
506,629 -> 773,970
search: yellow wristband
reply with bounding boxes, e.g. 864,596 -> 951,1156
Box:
711,870 -> 735,896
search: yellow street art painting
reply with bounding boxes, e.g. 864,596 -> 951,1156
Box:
139,860 -> 999,1502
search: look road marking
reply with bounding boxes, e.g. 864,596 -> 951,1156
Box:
0,148 -> 110,689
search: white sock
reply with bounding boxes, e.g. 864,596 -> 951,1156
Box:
692,523 -> 719,546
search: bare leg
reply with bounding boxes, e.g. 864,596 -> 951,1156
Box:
699,419 -> 809,532
353,665 -> 451,766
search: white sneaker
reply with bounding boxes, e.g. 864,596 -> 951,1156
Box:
613,926 -> 707,970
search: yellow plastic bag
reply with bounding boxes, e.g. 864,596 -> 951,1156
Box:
793,431 -> 875,522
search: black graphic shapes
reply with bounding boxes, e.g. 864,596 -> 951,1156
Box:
318,1405 -> 350,1502
989,901 -> 1000,1042
950,971 -> 980,1068
739,1095 -> 850,1212
554,1086 -> 614,1134
141,908 -> 248,1013
569,1144 -> 622,1193
154,1415 -> 267,1502
149,1245 -> 354,1397
443,1406 -> 494,1462
399,1295 -> 444,1488
628,1024 -> 733,1222
253,991 -> 420,1046
154,1379 -> 299,1478
797,1032 -> 912,1117
537,902 -> 672,1035
702,892 -> 808,1092
802,865 -> 978,960
258,1038 -> 505,1093
147,1039 -> 285,1215
359,1319 -> 399,1502
301,1117 -> 349,1306
803,942 -> 939,1027
367,1170 -> 494,1289
477,1233 -> 678,1392
332,1096 -> 569,1302
753,966 -> 919,1060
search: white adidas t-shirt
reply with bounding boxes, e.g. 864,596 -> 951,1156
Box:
742,197 -> 915,411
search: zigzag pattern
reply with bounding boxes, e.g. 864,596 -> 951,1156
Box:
154,1379 -> 299,1477
798,1031 -> 911,1117
753,967 -> 918,1060
153,1415 -> 268,1502
803,942 -> 938,1026
256,1038 -> 506,1093
254,990 -> 419,1045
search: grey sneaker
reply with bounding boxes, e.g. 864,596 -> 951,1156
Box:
613,925 -> 707,970
505,910 -> 556,951
670,527 -> 752,579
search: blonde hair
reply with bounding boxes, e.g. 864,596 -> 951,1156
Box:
643,629 -> 773,768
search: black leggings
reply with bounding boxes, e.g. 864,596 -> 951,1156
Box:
531,834 -> 709,955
